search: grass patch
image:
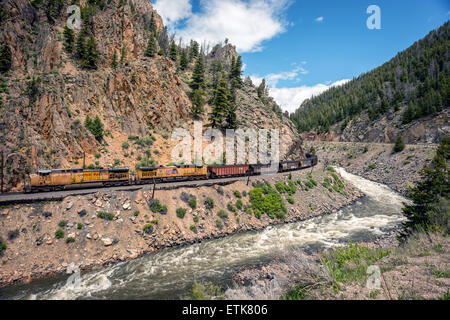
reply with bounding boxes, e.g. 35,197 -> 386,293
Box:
55,229 -> 64,239
321,243 -> 390,284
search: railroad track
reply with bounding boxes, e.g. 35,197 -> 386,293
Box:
0,171 -> 298,206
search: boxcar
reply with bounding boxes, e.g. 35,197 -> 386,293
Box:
279,160 -> 300,172
207,165 -> 251,178
137,165 -> 207,183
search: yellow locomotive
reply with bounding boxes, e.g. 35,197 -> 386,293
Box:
137,165 -> 207,183
27,168 -> 130,192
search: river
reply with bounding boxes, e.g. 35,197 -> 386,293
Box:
0,168 -> 407,300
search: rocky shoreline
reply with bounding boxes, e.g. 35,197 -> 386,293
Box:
305,141 -> 437,195
0,169 -> 363,289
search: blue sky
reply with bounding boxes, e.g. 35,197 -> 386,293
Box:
152,0 -> 449,112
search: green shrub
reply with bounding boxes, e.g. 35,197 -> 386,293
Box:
97,211 -> 106,219
368,163 -> 376,170
287,196 -> 294,204
233,190 -> 242,198
190,225 -> 197,233
143,224 -> 153,234
66,237 -> 75,243
58,220 -> 67,228
122,142 -> 130,150
134,210 -> 140,217
227,202 -> 237,213
236,199 -> 243,210
193,216 -> 199,223
106,213 -> 115,221
216,219 -> 223,228
77,223 -> 83,230
204,197 -> 214,210
218,210 -> 228,219
55,229 -> 64,239
176,208 -> 187,219
150,199 -> 168,214
249,185 -> 287,220
188,197 -> 197,209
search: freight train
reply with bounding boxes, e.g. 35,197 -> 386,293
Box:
25,154 -> 318,193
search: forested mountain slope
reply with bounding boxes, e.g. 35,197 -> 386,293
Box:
290,21 -> 449,144
0,0 -> 302,190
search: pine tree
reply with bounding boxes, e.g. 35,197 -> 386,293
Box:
191,55 -> 205,91
209,74 -> 229,128
145,36 -> 156,57
0,43 -> 12,73
169,41 -> 177,61
180,49 -> 188,70
85,35 -> 99,69
230,56 -> 243,88
63,26 -> 75,53
191,89 -> 204,119
149,12 -> 157,34
399,136 -> 449,240
75,31 -> 87,60
393,136 -> 405,153
189,40 -> 199,62
111,50 -> 118,69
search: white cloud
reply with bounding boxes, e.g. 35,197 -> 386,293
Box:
315,16 -> 324,22
249,63 -> 308,88
268,79 -> 351,114
159,0 -> 291,53
153,0 -> 192,28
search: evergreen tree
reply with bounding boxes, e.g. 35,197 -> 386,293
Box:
85,35 -> 99,69
209,74 -> 229,128
63,26 -> 75,53
145,36 -> 156,57
191,89 -> 204,119
0,43 -> 12,73
230,56 -> 243,88
149,12 -> 157,34
180,49 -> 188,70
111,50 -> 118,69
189,40 -> 199,62
399,136 -> 449,240
169,41 -> 177,61
393,136 -> 406,153
75,31 -> 87,60
191,54 -> 205,91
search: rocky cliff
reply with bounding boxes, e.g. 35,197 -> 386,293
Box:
0,0 -> 303,190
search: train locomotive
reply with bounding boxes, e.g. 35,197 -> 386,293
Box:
25,154 -> 318,193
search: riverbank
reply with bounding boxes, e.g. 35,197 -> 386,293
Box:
305,141 -> 437,195
0,168 -> 363,288
225,230 -> 449,300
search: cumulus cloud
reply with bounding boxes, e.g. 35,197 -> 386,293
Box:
153,0 -> 192,28
268,79 -> 351,114
249,64 -> 308,88
315,16 -> 324,22
158,0 -> 291,53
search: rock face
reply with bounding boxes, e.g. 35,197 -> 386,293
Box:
0,0 -> 303,191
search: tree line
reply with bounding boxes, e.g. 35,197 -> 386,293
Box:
290,21 -> 449,134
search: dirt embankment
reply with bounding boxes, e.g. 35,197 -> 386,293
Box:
0,169 -> 362,287
305,141 -> 438,195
